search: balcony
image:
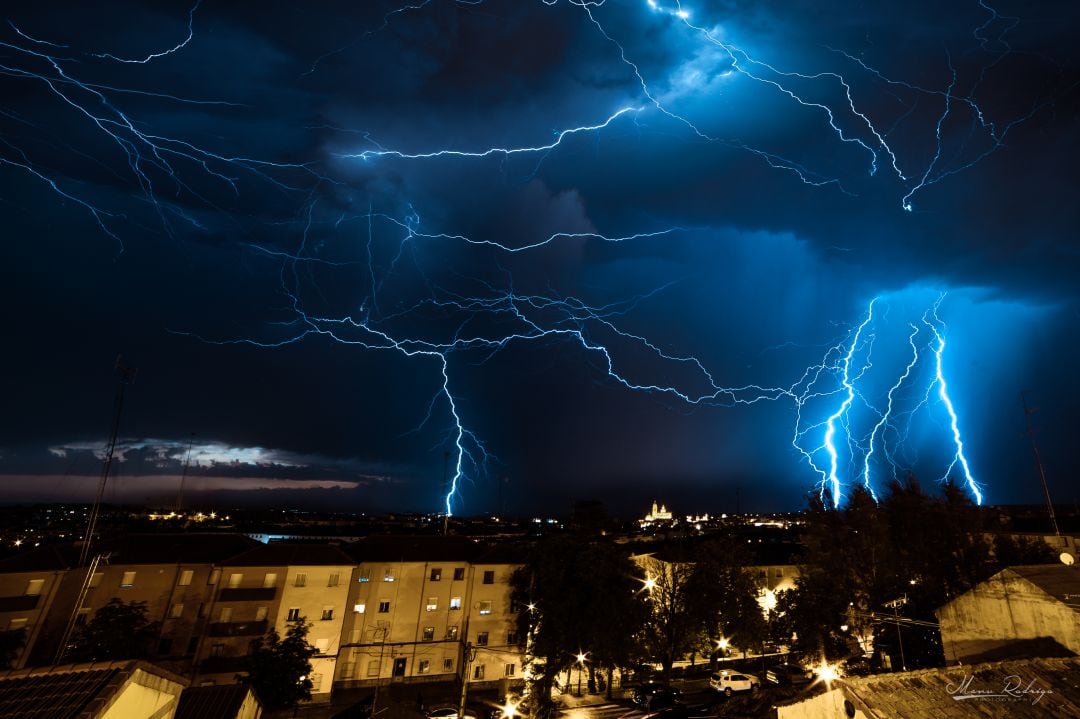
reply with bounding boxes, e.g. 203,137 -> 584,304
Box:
0,595 -> 41,612
207,620 -> 268,637
218,587 -> 276,601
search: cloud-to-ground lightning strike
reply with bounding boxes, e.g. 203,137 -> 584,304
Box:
2,1 -> 1027,514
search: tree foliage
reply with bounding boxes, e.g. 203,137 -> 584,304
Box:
778,477 -> 1055,668
246,620 -> 319,711
511,535 -> 647,710
68,598 -> 160,662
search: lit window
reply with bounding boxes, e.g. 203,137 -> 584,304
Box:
24,579 -> 44,597
479,601 -> 492,616
255,606 -> 268,622
169,603 -> 184,619
321,607 -> 334,621
294,573 -> 307,587
450,597 -> 461,610
476,631 -> 488,646
358,569 -> 371,583
178,570 -> 193,586
426,597 -> 438,612
228,573 -> 243,588
383,569 -> 394,583
446,626 -> 459,640
453,568 -> 465,581
328,573 -> 340,587
354,603 -> 366,614
263,573 -> 277,588
287,607 -> 301,621
120,571 -> 136,588
505,664 -> 516,677
430,568 -> 442,581
378,601 -> 390,613
418,659 -> 430,674
8,618 -> 27,631
422,626 -> 435,641
483,571 -> 495,584
208,569 -> 220,585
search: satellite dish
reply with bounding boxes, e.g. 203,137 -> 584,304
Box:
1060,552 -> 1075,566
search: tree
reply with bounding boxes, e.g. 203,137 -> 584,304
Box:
246,620 -> 319,711
511,535 -> 647,712
68,598 -> 160,662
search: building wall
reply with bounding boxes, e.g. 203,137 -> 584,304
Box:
0,569 -> 65,669
193,563 -> 285,682
937,572 -> 1080,664
336,559 -> 524,690
277,563 -> 352,700
776,687 -> 865,719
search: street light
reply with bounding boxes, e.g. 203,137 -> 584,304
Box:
575,652 -> 587,696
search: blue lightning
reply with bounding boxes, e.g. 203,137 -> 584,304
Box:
925,300 -> 983,504
2,1 -> 1015,515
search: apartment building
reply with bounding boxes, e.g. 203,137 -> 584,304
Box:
0,534 -> 257,670
194,543 -> 353,703
335,537 -> 525,692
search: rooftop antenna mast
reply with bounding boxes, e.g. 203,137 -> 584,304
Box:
78,357 -> 137,567
1022,391 -> 1059,536
176,432 -> 196,514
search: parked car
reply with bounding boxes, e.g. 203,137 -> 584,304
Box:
765,663 -> 813,686
632,683 -> 681,708
841,656 -> 872,676
709,670 -> 760,696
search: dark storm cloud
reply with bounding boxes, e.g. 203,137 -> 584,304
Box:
1,0 -> 1077,514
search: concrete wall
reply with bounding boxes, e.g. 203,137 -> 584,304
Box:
937,571 -> 1080,664
277,563 -> 352,700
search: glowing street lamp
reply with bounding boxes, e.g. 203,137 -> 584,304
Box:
575,652 -> 587,696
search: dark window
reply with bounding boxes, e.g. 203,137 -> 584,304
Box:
430,568 -> 442,581
378,601 -> 390,613
186,636 -> 199,655
157,638 -> 172,655
507,631 -> 518,645
476,631 -> 489,646
210,643 -> 224,657
422,627 -> 435,641
453,568 -> 465,581
483,571 -> 495,584
287,608 -> 301,621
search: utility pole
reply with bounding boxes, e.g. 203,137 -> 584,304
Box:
884,595 -> 907,671
79,357 -> 137,567
1022,392 -> 1060,536
458,642 -> 477,719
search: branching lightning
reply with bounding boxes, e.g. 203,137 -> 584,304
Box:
1,0 -> 1020,513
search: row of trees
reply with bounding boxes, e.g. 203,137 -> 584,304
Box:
772,477 -> 1056,668
510,533 -> 766,714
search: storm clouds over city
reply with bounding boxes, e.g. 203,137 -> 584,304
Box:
1,0 -> 1077,515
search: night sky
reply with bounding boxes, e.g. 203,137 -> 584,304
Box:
1,0 -> 1078,516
